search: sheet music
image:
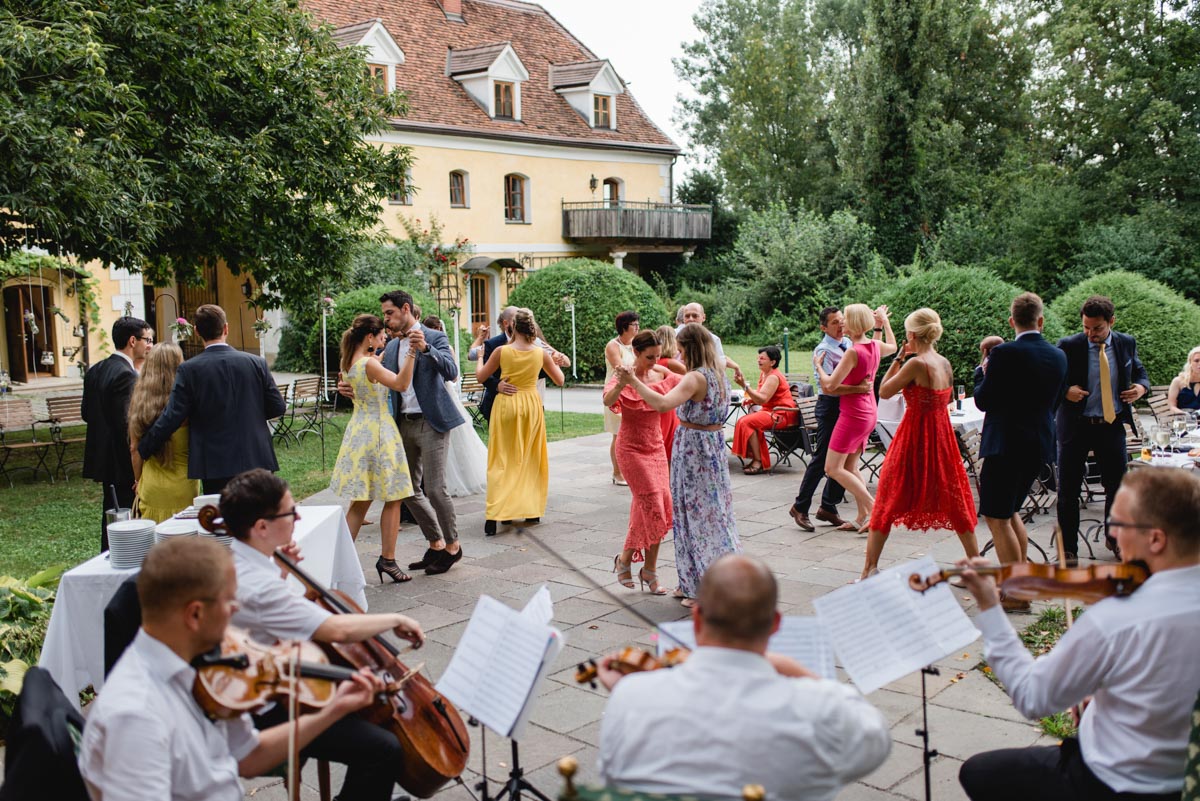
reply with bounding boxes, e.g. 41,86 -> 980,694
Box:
435,595 -> 563,738
812,556 -> 979,694
519,584 -> 553,626
656,617 -> 837,679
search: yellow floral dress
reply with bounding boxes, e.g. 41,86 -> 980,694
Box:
329,358 -> 413,501
486,347 -> 549,520
138,425 -> 200,522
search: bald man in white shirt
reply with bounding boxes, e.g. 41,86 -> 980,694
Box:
594,554 -> 890,801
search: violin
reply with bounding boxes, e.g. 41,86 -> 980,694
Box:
198,505 -> 470,798
909,562 -> 1148,603
192,626 -> 395,720
574,646 -> 690,688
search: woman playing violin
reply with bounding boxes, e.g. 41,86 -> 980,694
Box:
221,469 -> 426,801
955,468 -> 1200,801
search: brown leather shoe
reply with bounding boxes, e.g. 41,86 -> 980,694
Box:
789,506 -> 815,531
1001,597 -> 1032,613
814,507 -> 847,527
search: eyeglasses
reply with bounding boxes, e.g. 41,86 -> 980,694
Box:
263,507 -> 301,523
138,337 -> 155,344
1104,518 -> 1155,540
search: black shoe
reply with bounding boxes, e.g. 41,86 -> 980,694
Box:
500,520 -> 513,525
484,519 -> 497,536
408,547 -> 439,571
1063,552 -> 1079,567
425,547 -> 463,575
375,556 -> 412,584
525,517 -> 540,524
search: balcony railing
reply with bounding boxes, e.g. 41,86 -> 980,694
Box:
562,200 -> 712,242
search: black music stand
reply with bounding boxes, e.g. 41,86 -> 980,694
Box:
472,719 -> 552,801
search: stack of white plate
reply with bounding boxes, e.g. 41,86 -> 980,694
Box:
108,519 -> 156,569
200,531 -> 234,549
155,519 -> 199,543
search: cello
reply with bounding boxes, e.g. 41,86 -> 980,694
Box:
197,506 -> 470,798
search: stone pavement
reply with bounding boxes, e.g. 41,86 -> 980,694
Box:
243,431 -> 1099,801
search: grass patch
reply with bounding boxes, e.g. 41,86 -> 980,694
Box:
722,343 -> 814,378
978,605 -> 1081,739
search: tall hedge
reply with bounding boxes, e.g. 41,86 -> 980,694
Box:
1048,271 -> 1200,385
870,265 -> 1066,388
304,283 -> 439,373
508,259 -> 670,381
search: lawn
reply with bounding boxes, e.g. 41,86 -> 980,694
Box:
0,410 -> 603,579
722,343 -> 815,379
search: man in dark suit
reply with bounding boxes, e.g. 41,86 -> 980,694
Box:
137,304 -> 286,495
974,293 -> 1068,608
83,316 -> 152,552
479,306 -> 519,422
1056,295 -> 1149,560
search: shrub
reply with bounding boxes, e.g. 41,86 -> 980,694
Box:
508,259 -> 670,380
1048,271 -> 1200,385
869,265 -> 1066,388
304,283 -> 440,374
1,566 -> 64,735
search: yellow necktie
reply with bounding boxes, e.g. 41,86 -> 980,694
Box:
1099,343 -> 1115,423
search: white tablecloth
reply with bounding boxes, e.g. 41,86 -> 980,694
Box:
38,504 -> 365,709
875,395 -> 985,449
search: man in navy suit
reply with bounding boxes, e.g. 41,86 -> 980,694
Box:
479,306 -> 518,422
974,293 -> 1067,607
138,305 -> 286,496
1056,295 -> 1149,560
83,315 -> 152,551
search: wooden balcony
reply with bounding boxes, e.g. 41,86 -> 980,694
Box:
561,200 -> 712,246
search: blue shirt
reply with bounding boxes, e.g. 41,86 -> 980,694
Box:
813,334 -> 852,397
1084,333 -> 1123,418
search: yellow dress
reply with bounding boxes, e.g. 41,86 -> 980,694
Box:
138,425 -> 201,522
486,347 -> 549,520
329,358 -> 413,501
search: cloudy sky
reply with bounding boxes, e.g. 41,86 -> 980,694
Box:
533,0 -> 707,175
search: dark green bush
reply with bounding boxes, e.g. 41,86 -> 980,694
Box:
869,265 -> 1066,388
508,259 -> 670,381
1048,271 -> 1200,385
303,283 -> 440,374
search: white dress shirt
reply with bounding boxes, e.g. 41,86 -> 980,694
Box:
397,337 -> 423,415
597,647 -> 890,801
231,539 -> 331,645
78,630 -> 259,801
976,564 -> 1200,793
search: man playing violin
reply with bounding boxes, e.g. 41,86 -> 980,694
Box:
78,537 -> 379,801
219,468 -> 427,801
957,467 -> 1200,801
593,554 -> 890,801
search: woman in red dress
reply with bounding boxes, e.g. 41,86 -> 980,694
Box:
861,308 -> 978,578
731,346 -> 797,474
602,330 -> 680,595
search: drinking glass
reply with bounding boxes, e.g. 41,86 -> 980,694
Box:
955,384 -> 965,411
1172,415 -> 1188,445
1152,425 -> 1172,456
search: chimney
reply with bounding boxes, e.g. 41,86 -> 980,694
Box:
438,0 -> 464,21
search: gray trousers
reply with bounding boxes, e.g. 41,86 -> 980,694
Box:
397,417 -> 458,544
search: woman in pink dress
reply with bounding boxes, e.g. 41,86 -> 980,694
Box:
603,330 -> 680,595
816,303 -> 897,532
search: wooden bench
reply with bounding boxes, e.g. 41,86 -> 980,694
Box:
41,393 -> 86,478
0,398 -> 56,486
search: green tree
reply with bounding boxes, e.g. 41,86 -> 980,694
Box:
0,0 -> 412,307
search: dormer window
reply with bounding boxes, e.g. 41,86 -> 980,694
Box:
332,20 -> 404,96
551,60 -> 625,130
448,43 -> 530,121
366,63 -> 390,95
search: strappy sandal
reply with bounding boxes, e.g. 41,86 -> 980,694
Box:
742,462 -> 765,475
680,597 -> 697,609
613,554 -> 634,589
638,568 -> 669,596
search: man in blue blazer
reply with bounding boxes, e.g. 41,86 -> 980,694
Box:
138,305 -> 286,495
1056,295 -> 1149,559
974,293 -> 1067,605
479,306 -> 518,422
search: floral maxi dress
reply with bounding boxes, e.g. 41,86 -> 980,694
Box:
329,358 -> 413,501
671,367 -> 741,597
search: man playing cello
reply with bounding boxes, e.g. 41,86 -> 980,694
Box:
956,467 -> 1200,800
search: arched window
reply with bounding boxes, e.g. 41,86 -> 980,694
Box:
504,174 -> 529,223
603,178 -> 622,207
449,171 -> 469,208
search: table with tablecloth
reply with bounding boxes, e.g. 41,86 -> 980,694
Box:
38,504 -> 364,709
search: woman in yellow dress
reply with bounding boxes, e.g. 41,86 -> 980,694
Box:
128,343 -> 200,522
329,314 -> 416,583
476,308 -> 565,535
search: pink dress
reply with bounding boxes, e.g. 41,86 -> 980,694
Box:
828,340 -> 880,453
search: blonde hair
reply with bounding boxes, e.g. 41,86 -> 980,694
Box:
843,304 -> 874,337
128,343 -> 184,465
676,322 -> 727,405
1181,345 -> 1200,382
655,325 -> 679,359
512,308 -> 538,341
905,308 -> 944,346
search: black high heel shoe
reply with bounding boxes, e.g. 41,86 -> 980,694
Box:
484,519 -> 497,536
375,556 -> 411,584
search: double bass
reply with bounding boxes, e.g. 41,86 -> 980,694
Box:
198,506 -> 470,798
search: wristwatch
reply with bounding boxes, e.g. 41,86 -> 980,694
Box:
873,327 -> 884,332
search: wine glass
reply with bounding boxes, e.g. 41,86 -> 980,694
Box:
1171,414 -> 1189,446
1152,424 -> 1172,457
955,384 -> 965,412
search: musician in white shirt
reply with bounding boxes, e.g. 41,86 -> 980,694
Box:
220,468 -> 427,801
956,467 -> 1200,801
593,554 -> 890,801
78,537 -> 377,801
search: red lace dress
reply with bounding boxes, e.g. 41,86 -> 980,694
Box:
868,384 -> 977,535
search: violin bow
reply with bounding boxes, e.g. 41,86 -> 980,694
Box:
517,527 -> 692,652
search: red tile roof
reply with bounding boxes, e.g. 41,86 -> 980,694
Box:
303,0 -> 679,154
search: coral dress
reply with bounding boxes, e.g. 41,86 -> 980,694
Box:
656,358 -> 680,462
329,358 -> 413,501
672,368 -> 741,597
607,371 -> 681,552
730,368 -> 797,469
138,426 -> 200,522
486,347 -> 549,520
828,340 -> 880,453
869,385 -> 977,535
